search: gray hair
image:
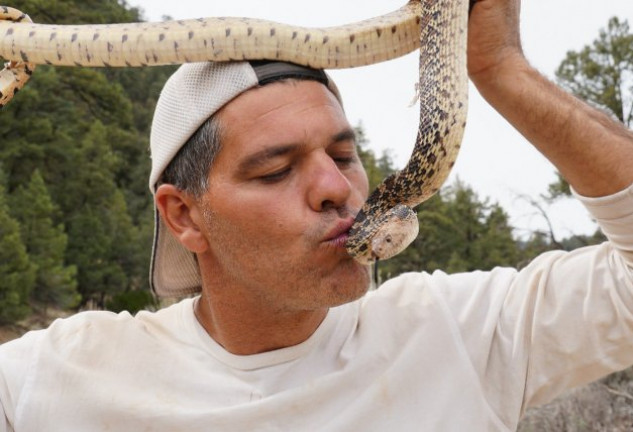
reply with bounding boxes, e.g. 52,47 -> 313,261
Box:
159,78 -> 340,198
160,115 -> 224,198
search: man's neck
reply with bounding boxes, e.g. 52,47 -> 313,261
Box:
194,293 -> 328,356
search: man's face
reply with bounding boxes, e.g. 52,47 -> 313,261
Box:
196,80 -> 371,312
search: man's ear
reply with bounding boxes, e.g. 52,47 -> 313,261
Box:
155,184 -> 209,253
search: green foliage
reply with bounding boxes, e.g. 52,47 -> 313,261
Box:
9,170 -> 79,309
355,131 -> 546,281
0,184 -> 36,323
0,0 -> 174,317
549,16 -> 633,198
62,121 -> 140,307
546,172 -> 572,201
377,180 -> 518,279
5,0 -> 142,25
557,17 -> 633,126
354,123 -> 397,189
107,289 -> 158,315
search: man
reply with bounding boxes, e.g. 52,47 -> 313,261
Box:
1,0 -> 632,430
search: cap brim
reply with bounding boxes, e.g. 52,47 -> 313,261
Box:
150,206 -> 202,297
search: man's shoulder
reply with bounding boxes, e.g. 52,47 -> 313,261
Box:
357,272 -> 444,327
363,271 -> 436,305
359,267 -> 515,319
1,297 -> 195,357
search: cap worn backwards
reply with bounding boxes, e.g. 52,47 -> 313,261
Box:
149,61 -> 343,298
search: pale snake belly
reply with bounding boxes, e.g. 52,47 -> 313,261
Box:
0,0 -> 470,265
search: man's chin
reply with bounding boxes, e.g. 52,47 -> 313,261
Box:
325,261 -> 371,307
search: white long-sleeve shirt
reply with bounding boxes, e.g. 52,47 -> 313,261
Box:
1,185 -> 632,431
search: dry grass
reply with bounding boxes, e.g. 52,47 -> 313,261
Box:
519,370 -> 633,431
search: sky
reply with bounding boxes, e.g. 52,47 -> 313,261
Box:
128,0 -> 633,240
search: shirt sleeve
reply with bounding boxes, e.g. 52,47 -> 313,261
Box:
433,183 -> 633,424
571,184 -> 633,268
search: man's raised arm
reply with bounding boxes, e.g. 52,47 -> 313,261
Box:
468,0 -> 633,198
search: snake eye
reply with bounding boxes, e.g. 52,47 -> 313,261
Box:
385,236 -> 392,243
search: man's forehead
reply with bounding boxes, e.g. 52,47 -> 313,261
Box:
211,87 -> 353,172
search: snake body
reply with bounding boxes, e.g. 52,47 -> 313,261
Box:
347,0 -> 469,263
0,1 -> 423,106
0,0 -> 469,264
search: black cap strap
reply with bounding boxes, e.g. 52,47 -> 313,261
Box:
250,61 -> 329,86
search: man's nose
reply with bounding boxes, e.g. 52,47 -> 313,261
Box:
306,153 -> 353,212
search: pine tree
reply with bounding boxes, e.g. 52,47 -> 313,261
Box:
0,184 -> 36,323
9,170 -> 79,310
378,180 -> 520,278
63,121 -> 141,308
0,0 -> 178,315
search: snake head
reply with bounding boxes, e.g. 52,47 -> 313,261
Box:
347,203 -> 419,265
370,204 -> 419,262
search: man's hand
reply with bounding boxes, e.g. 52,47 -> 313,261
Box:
467,0 -> 524,86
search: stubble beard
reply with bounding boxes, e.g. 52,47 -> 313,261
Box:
198,200 -> 372,312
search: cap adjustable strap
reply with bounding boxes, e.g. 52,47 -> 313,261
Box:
250,60 -> 329,86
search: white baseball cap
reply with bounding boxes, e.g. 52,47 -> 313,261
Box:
149,61 -> 343,297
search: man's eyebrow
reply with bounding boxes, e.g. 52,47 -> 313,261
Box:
236,128 -> 357,175
236,143 -> 307,175
332,128 -> 357,145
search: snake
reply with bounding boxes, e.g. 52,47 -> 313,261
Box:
0,0 -> 470,265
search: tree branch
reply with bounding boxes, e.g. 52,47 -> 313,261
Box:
603,384 -> 633,402
516,193 -> 564,249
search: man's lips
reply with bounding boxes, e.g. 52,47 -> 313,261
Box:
323,219 -> 355,248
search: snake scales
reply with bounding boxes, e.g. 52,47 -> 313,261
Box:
0,0 -> 469,265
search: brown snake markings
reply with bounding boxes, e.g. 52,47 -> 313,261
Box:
0,0 -> 469,264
